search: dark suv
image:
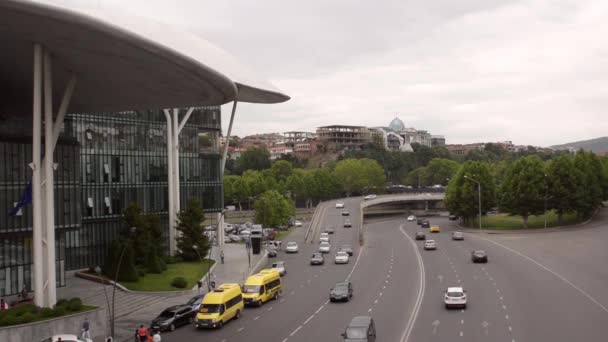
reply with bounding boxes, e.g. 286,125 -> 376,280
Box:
151,305 -> 196,332
421,220 -> 430,229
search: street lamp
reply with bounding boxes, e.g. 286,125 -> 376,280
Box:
464,175 -> 482,230
109,226 -> 136,339
94,266 -> 111,338
544,173 -> 548,229
192,244 -> 209,292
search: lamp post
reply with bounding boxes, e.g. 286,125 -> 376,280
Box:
544,173 -> 548,229
110,226 -> 136,339
192,244 -> 210,292
464,175 -> 482,230
94,266 -> 111,338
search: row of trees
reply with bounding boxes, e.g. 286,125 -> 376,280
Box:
224,158 -> 385,210
446,152 -> 608,227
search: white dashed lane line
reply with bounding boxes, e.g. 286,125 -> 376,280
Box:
237,327 -> 244,332
253,316 -> 260,320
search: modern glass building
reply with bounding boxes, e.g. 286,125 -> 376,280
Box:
0,107 -> 222,296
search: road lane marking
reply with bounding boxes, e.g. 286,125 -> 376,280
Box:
237,327 -> 244,332
281,339 -> 288,342
374,299 -> 378,304
500,296 -> 503,301
314,274 -> 318,278
399,225 -> 426,342
289,326 -> 302,336
307,279 -> 311,283
472,233 -> 608,314
268,307 -> 273,311
502,305 -> 507,310
505,314 -> 509,320
460,331 -> 463,337
303,314 -> 314,325
253,316 -> 260,320
368,308 -> 372,312
508,326 -> 512,332
315,305 -> 324,314
461,320 -> 464,324
299,284 -> 304,288
280,299 -> 286,303
379,292 -> 383,296
432,320 -> 440,334
290,291 -> 295,295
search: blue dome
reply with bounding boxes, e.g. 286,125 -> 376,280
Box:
389,117 -> 405,132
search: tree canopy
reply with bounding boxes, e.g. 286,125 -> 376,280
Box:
254,190 -> 295,227
499,156 -> 546,228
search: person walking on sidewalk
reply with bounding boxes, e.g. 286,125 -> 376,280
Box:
153,331 -> 161,342
0,297 -> 9,310
137,325 -> 148,342
220,249 -> 225,264
81,317 -> 91,339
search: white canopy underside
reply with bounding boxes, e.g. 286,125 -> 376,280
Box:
0,0 -> 289,115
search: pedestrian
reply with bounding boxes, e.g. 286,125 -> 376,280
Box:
81,317 -> 91,339
220,249 -> 225,264
147,331 -> 153,342
0,297 -> 9,310
153,331 -> 161,342
137,324 -> 148,342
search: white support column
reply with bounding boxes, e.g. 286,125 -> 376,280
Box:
172,109 -> 180,216
32,44 -> 44,308
52,74 -> 76,149
43,51 -> 57,307
218,100 -> 238,249
177,107 -> 195,134
163,109 -> 176,255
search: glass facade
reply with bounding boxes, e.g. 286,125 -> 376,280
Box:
0,107 -> 222,296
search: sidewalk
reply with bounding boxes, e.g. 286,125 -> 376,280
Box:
57,242 -> 266,342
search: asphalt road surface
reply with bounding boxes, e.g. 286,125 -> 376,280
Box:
162,198 -> 608,342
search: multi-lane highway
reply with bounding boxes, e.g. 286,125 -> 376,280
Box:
164,197 -> 608,341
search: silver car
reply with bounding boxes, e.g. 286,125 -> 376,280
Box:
319,242 -> 331,253
285,242 -> 299,253
271,261 -> 286,276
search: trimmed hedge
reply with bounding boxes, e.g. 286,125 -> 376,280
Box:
170,277 -> 188,289
0,297 -> 91,327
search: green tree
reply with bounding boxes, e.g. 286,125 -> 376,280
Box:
411,143 -> 434,166
254,190 -> 295,227
103,240 -> 138,282
236,147 -> 271,173
422,158 -> 459,186
546,156 -> 581,224
333,159 -> 368,196
121,203 -> 163,273
499,156 -> 546,228
176,199 -> 209,262
573,151 -> 605,218
286,169 -> 306,204
446,161 -> 496,224
404,167 -> 426,187
270,160 -> 294,182
242,170 -> 267,199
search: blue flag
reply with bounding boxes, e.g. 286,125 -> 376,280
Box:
9,182 -> 32,216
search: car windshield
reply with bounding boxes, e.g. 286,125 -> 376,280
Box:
337,252 -> 348,257
448,292 -> 464,297
334,285 -> 348,291
200,304 -> 221,313
243,285 -> 262,293
159,310 -> 175,318
272,263 -> 283,268
186,297 -> 202,305
346,327 -> 368,338
320,243 -> 330,247
312,254 -> 321,258
474,250 -> 486,255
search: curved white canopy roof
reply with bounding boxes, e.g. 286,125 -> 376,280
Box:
0,0 -> 289,115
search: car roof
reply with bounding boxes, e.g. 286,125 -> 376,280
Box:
426,239 -> 435,242
448,287 -> 463,292
349,316 -> 373,327
473,250 -> 486,253
337,251 -> 348,254
163,304 -> 189,312
335,281 -> 350,286
272,261 -> 285,265
416,231 -> 424,235
287,241 -> 297,244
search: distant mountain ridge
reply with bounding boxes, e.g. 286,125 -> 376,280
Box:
551,136 -> 608,153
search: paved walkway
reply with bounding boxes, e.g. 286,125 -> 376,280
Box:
57,242 -> 267,342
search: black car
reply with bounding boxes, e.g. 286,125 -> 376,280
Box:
421,220 -> 430,229
330,281 -> 353,302
448,214 -> 458,221
342,210 -> 350,216
416,218 -> 424,225
325,226 -> 335,234
415,232 -> 426,240
310,253 -> 325,265
471,250 -> 488,263
151,305 -> 196,332
339,245 -> 354,256
344,219 -> 352,228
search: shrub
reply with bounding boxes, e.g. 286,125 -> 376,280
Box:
56,299 -> 70,310
40,307 -> 54,318
11,304 -> 37,317
19,312 -> 34,323
171,277 -> 188,289
52,306 -> 66,317
163,255 -> 182,264
146,256 -> 163,274
159,258 -> 167,271
0,314 -> 18,327
136,266 -> 147,277
68,298 -> 83,311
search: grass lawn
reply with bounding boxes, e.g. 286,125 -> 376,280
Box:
121,260 -> 214,292
275,227 -> 294,241
466,211 -> 583,230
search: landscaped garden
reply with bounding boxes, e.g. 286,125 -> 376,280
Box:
0,297 -> 95,327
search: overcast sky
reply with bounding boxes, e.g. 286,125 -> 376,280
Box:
48,0 -> 608,146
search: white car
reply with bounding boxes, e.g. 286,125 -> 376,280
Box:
363,194 -> 377,200
285,242 -> 299,253
319,232 -> 330,243
271,261 -> 286,276
294,220 -> 303,227
319,241 -> 331,253
41,335 -> 92,342
424,240 -> 437,250
445,286 -> 467,309
336,202 -> 345,209
334,251 -> 350,264
407,215 -> 416,221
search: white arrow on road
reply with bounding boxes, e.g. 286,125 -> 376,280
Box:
437,275 -> 443,283
481,321 -> 490,335
432,320 -> 440,334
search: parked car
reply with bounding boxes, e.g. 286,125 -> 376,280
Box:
228,234 -> 241,243
452,232 -> 464,240
424,240 -> 437,250
41,335 -> 92,342
151,305 -> 196,332
330,281 -> 353,302
267,248 -> 277,258
271,261 -> 286,276
186,293 -> 206,312
339,245 -> 354,256
415,232 -> 426,240
341,316 -> 376,341
448,214 -> 458,221
319,241 -> 331,253
444,286 -> 467,309
407,215 -> 416,221
263,228 -> 277,240
343,219 -> 352,228
285,242 -> 299,253
334,251 -> 350,264
471,250 -> 488,263
336,202 -> 345,209
324,226 -> 335,234
310,253 -> 325,265
294,220 -> 303,227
